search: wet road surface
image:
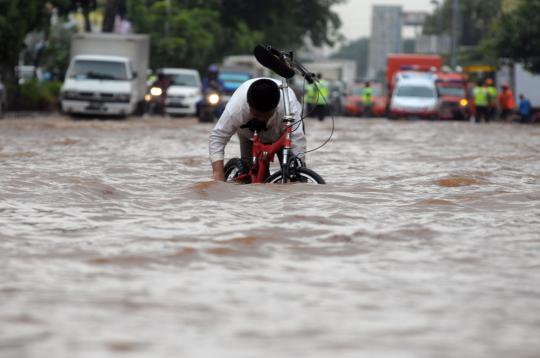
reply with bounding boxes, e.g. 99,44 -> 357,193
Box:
1,115 -> 540,357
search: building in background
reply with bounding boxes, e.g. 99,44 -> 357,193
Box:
415,34 -> 451,54
367,5 -> 403,80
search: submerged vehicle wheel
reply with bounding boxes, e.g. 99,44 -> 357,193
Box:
198,108 -> 215,123
265,167 -> 325,184
224,158 -> 249,183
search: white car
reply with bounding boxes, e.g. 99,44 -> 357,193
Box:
162,68 -> 202,116
389,74 -> 439,119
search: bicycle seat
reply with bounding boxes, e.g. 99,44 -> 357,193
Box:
240,118 -> 267,132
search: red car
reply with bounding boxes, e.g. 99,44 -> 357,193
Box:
343,82 -> 387,117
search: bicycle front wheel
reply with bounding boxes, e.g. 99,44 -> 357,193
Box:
224,158 -> 249,183
265,167 -> 326,184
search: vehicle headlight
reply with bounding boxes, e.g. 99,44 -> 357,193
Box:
459,98 -> 468,107
150,87 -> 162,96
208,93 -> 220,105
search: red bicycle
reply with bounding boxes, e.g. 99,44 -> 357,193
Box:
223,45 -> 326,184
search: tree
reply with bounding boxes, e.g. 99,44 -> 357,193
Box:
128,0 -> 343,70
493,0 -> 540,73
423,0 -> 501,46
331,38 -> 369,79
102,0 -> 126,32
0,1 -> 49,80
214,0 -> 344,49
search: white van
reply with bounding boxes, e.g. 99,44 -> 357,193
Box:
61,55 -> 137,116
389,74 -> 439,119
161,68 -> 202,116
60,33 -> 149,116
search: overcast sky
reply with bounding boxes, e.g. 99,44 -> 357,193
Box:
333,0 -> 436,40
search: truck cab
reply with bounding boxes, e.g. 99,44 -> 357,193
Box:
435,73 -> 471,120
61,55 -> 138,116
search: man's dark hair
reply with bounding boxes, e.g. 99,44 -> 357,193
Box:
247,79 -> 280,112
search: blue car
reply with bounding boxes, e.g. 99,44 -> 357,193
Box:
219,70 -> 253,98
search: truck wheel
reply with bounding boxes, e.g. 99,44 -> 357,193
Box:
198,109 -> 214,123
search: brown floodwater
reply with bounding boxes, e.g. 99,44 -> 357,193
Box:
1,115 -> 540,358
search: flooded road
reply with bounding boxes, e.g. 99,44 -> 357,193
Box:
1,115 -> 540,358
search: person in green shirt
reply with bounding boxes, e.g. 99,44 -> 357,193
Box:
485,78 -> 498,122
305,73 -> 329,121
362,81 -> 374,118
473,80 -> 489,123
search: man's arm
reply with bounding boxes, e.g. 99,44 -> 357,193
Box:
288,89 -> 307,160
212,160 -> 225,181
208,105 -> 242,180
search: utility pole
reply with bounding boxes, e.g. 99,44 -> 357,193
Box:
450,0 -> 459,68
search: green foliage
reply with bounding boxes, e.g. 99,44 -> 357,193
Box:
15,80 -> 62,111
128,0 -> 342,70
423,0 -> 502,46
493,0 -> 540,73
42,23 -> 78,79
0,1 -> 46,76
0,0 -> 76,82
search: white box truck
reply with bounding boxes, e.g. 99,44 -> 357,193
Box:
498,63 -> 540,110
303,60 -> 357,86
61,33 -> 150,116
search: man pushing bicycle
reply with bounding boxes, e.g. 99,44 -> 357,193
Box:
208,78 -> 306,182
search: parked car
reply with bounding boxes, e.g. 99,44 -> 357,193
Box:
343,82 -> 387,117
161,68 -> 202,116
0,78 -> 6,117
389,75 -> 438,119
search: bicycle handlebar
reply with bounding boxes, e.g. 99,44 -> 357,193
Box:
253,45 -> 317,84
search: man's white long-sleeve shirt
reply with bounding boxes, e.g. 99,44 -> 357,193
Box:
208,78 -> 306,163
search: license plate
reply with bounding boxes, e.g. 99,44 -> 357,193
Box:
86,102 -> 105,111
440,110 -> 452,117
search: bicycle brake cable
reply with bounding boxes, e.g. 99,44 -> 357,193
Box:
289,82 -> 335,159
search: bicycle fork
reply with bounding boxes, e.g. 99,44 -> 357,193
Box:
280,79 -> 294,184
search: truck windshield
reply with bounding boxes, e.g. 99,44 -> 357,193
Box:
395,85 -> 435,98
437,86 -> 466,97
70,60 -> 128,81
167,74 -> 199,87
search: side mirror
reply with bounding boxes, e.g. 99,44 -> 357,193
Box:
132,71 -> 138,79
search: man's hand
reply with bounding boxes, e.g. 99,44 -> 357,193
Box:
212,160 -> 225,181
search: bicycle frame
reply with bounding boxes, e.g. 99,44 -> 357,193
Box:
234,77 -> 296,184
